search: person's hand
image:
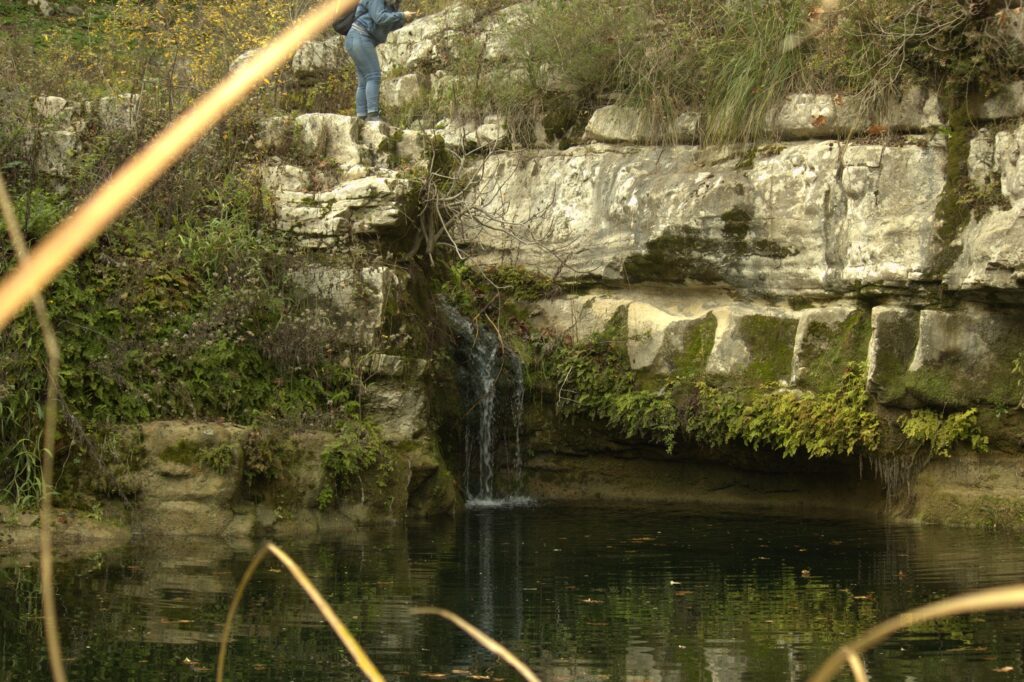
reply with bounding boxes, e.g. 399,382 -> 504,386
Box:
403,10 -> 418,21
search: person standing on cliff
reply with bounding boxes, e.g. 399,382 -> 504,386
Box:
344,0 -> 418,123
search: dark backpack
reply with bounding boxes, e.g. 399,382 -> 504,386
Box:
332,1 -> 361,35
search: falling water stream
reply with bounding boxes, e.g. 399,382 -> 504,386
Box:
443,304 -> 528,506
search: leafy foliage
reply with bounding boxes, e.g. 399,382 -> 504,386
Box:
0,174 -> 372,508
898,408 -> 989,458
685,364 -> 880,458
319,406 -> 388,510
198,444 -> 237,476
540,312 -> 679,452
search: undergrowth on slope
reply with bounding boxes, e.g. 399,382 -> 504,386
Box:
427,0 -> 1024,145
0,173 -> 377,509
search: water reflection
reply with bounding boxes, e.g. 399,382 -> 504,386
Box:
2,508 -> 1024,681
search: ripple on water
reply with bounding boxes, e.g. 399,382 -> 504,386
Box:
2,507 -> 1024,681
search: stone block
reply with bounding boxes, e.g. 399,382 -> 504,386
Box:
363,381 -> 428,443
866,306 -> 920,405
903,307 -> 1023,407
262,161 -> 414,237
475,115 -> 508,147
229,48 -> 260,73
33,96 -> 73,123
289,265 -> 403,347
885,85 -> 942,131
585,105 -> 653,144
770,94 -> 843,139
294,113 -> 364,167
627,304 -> 716,375
93,94 -> 140,132
790,306 -> 870,391
529,296 -> 630,343
380,73 -> 430,110
292,36 -> 346,79
706,310 -> 797,383
34,129 -> 79,176
377,4 -> 473,73
973,81 -> 1024,122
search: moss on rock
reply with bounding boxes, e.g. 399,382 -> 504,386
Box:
867,307 -> 920,405
735,314 -> 799,386
796,309 -> 872,393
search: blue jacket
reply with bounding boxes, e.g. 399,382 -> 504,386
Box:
353,0 -> 406,46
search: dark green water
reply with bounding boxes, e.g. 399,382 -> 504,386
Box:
3,506 -> 1024,681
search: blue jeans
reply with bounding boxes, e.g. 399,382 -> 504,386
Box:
345,28 -> 381,118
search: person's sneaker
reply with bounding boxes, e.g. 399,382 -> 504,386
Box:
366,113 -> 382,122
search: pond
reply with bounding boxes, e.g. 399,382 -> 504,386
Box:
2,506 -> 1024,681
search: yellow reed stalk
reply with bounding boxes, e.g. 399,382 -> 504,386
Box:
808,583 -> 1024,682
844,649 -> 868,682
0,0 -> 355,333
216,541 -> 385,682
0,175 -> 67,682
411,607 -> 542,682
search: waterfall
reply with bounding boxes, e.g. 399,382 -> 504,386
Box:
443,304 -> 532,506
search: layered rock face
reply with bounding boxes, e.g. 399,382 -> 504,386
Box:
458,119 -> 1024,411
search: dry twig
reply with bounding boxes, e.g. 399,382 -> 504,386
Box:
0,174 -> 67,682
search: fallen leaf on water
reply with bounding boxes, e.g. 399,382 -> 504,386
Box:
674,590 -> 693,597
994,666 -> 1014,673
423,674 -> 447,679
581,597 -> 604,604
451,669 -> 471,675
